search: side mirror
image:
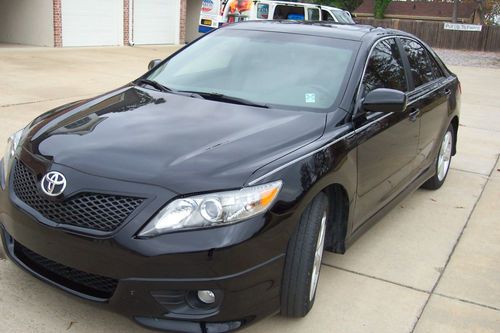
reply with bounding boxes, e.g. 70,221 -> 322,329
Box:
148,59 -> 162,71
362,88 -> 407,113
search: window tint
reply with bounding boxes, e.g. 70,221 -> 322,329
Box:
401,39 -> 434,88
427,51 -> 444,79
363,38 -> 407,96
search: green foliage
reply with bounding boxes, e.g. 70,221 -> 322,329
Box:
483,0 -> 500,25
460,0 -> 500,25
374,0 -> 392,19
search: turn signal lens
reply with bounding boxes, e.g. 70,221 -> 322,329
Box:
260,187 -> 279,207
139,180 -> 282,237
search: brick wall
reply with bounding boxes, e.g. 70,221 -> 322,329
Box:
124,0 -> 130,45
53,0 -> 62,47
355,0 -> 477,22
179,0 -> 187,44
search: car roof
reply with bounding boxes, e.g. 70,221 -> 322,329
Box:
259,0 -> 323,7
258,1 -> 348,13
223,21 -> 414,42
320,5 -> 348,12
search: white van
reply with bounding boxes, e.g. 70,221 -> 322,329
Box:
199,0 -> 354,33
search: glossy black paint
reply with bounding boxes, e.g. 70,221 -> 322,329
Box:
27,86 -> 325,195
362,88 -> 407,114
0,21 -> 460,333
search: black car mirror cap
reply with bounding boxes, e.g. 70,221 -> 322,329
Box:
362,88 -> 408,114
148,59 -> 162,71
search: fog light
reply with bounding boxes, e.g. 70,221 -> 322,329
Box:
197,290 -> 216,304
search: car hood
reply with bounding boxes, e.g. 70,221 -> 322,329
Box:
24,86 -> 326,194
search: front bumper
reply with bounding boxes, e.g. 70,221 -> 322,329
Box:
1,226 -> 283,333
0,164 -> 290,332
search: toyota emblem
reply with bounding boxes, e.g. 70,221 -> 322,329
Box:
41,171 -> 67,197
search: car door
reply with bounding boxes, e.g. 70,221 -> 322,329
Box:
399,37 -> 452,170
353,37 -> 420,230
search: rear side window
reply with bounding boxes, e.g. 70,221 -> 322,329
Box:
427,51 -> 445,79
400,38 -> 435,88
362,38 -> 407,96
273,5 -> 305,20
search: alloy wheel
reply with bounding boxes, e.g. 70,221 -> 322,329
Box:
437,131 -> 453,181
309,210 -> 327,301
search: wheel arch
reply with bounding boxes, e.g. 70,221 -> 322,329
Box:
321,183 -> 350,254
249,129 -> 358,256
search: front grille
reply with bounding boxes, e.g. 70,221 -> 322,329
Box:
12,161 -> 144,232
14,241 -> 118,299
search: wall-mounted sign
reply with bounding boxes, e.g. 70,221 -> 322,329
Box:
444,23 -> 482,32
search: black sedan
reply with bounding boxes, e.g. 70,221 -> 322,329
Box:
0,21 -> 460,333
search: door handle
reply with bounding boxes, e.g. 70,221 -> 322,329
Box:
444,88 -> 452,96
409,108 -> 421,122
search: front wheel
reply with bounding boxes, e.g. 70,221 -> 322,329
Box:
280,193 -> 329,317
422,124 -> 454,190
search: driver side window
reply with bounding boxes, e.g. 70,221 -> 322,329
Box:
362,38 -> 407,97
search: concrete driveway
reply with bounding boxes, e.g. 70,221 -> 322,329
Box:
0,46 -> 499,333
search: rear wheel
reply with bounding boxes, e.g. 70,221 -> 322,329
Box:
422,124 -> 454,190
281,193 -> 329,317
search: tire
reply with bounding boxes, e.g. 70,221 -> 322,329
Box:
422,123 -> 454,190
281,192 -> 329,317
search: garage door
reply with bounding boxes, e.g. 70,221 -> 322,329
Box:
62,0 -> 123,47
132,0 -> 180,45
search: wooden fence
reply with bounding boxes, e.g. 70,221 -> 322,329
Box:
355,18 -> 500,52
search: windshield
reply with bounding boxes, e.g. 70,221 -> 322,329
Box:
147,28 -> 358,111
333,11 -> 354,24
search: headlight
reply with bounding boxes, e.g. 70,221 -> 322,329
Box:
2,129 -> 23,184
139,180 -> 282,237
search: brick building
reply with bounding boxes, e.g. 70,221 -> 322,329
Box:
0,0 -> 204,47
354,0 -> 480,23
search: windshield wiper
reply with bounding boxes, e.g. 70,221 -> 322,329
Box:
135,78 -> 175,93
135,83 -> 270,108
179,91 -> 269,109
135,79 -> 206,99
